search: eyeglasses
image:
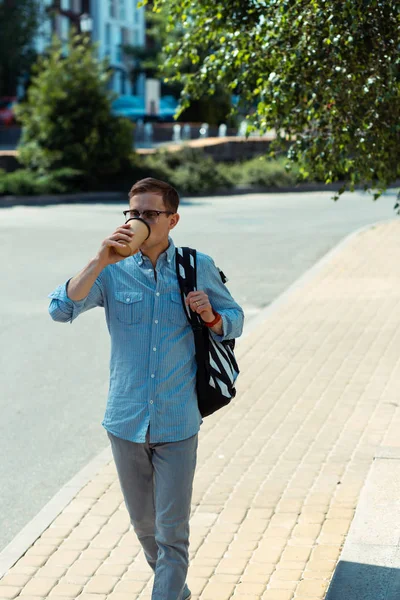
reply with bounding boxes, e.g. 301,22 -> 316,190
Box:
123,209 -> 174,224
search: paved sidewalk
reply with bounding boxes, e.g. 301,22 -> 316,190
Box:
2,220 -> 400,600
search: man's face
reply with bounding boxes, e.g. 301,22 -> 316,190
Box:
128,192 -> 179,252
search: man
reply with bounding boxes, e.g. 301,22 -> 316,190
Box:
48,178 -> 244,600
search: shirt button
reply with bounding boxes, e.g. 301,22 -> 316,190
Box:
126,297 -> 130,302
150,400 -> 154,404
155,320 -> 159,324
153,347 -> 157,352
151,374 -> 155,378
156,292 -> 160,297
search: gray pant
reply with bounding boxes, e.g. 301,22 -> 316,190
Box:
107,429 -> 198,600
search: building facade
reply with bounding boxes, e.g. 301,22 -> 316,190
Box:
34,0 -> 145,97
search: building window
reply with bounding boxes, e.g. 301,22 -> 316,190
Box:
132,28 -> 139,46
133,0 -> 139,23
109,0 -> 117,18
116,26 -> 124,62
105,23 -> 112,57
121,71 -> 126,94
119,0 -> 126,21
60,15 -> 70,41
122,27 -> 131,45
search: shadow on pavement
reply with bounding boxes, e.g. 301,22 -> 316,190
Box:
326,559 -> 400,600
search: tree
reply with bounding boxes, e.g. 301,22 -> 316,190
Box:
15,34 -> 133,184
0,0 -> 40,96
151,0 -> 400,198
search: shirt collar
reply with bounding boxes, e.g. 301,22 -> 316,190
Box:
134,237 -> 175,267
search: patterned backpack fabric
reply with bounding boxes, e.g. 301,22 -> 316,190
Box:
175,247 -> 239,417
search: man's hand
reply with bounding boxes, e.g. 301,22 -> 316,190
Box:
96,223 -> 135,268
185,290 -> 214,323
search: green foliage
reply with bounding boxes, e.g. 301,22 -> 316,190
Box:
149,0 -> 400,198
226,156 -> 300,187
0,167 -> 81,196
0,148 -> 303,196
15,34 -> 133,183
0,0 -> 40,96
125,148 -> 298,194
138,147 -> 233,193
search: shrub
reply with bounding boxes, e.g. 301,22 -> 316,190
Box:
0,167 -> 81,195
15,34 -> 133,183
138,147 -> 233,194
227,155 -> 300,187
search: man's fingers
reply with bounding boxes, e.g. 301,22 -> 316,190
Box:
115,228 -> 134,237
105,239 -> 126,248
109,233 -> 132,243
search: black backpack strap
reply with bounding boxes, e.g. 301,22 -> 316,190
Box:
175,247 -> 203,328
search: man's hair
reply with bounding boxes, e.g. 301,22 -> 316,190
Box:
128,178 -> 180,213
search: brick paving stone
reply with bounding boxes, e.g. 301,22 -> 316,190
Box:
0,586 -> 21,599
261,590 -> 293,600
187,577 -> 208,595
3,597 -> 46,600
80,548 -> 111,561
48,582 -> 83,597
44,550 -> 81,567
114,579 -> 147,594
63,573 -> 90,588
40,527 -> 73,540
280,547 -> 311,563
3,566 -> 37,577
303,569 -> 332,580
235,582 -> 266,595
270,569 -> 302,582
95,562 -> 128,577
76,595 -> 107,600
58,539 -> 88,552
295,579 -> 328,596
201,581 -> 236,599
309,545 -> 341,562
19,578 -> 57,596
187,565 -> 215,579
0,573 -> 31,587
122,569 -> 151,582
107,594 -> 141,600
83,575 -> 119,594
25,545 -> 56,558
267,579 -> 297,591
10,556 -> 48,569
34,565 -> 67,579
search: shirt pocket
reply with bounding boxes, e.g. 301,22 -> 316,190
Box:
114,291 -> 144,324
168,292 -> 189,326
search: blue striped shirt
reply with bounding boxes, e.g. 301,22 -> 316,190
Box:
48,238 -> 244,443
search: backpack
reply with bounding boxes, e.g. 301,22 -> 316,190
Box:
175,247 -> 239,417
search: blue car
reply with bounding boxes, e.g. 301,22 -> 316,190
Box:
111,96 -> 145,122
111,95 -> 179,122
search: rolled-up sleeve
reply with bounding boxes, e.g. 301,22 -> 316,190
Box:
48,277 -> 104,323
198,254 -> 244,342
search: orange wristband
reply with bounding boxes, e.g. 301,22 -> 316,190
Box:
204,310 -> 222,328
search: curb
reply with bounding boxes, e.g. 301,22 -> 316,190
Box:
0,192 -> 126,208
0,218 -> 395,579
1,183 -> 399,209
325,445 -> 400,600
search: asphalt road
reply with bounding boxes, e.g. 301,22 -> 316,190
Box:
0,189 -> 397,552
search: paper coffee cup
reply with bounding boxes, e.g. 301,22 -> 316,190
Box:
114,217 -> 151,257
